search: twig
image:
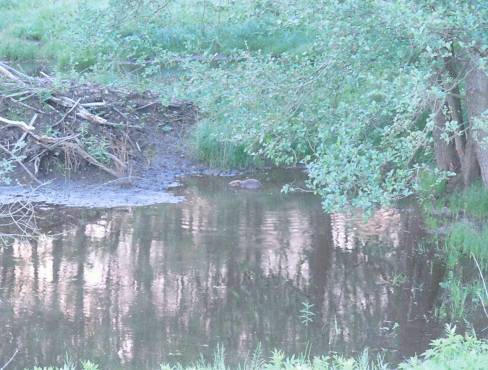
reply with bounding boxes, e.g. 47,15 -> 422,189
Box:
29,113 -> 38,127
28,134 -> 80,163
69,140 -> 120,177
112,106 -> 128,120
8,97 -> 45,114
11,114 -> 35,154
0,143 -> 42,185
80,101 -> 106,108
5,91 -> 31,99
0,348 -> 19,370
53,98 -> 81,127
39,71 -> 53,81
0,61 -> 33,81
147,0 -> 171,20
134,101 -> 159,111
0,64 -> 24,83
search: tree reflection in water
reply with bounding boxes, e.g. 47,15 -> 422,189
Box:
0,172 -> 444,369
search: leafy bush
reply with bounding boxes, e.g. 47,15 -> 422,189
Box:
400,327 -> 488,370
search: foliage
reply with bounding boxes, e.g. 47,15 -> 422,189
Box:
0,157 -> 14,184
400,326 -> 488,370
2,0 -> 487,210
167,0 -> 488,210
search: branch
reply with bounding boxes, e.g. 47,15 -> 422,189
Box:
0,64 -> 23,83
49,96 -> 121,127
0,116 -> 35,131
0,143 -> 42,185
0,348 -> 19,370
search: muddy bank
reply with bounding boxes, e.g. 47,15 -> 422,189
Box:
0,182 -> 182,208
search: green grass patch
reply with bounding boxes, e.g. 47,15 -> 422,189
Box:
421,179 -> 488,221
445,221 -> 488,269
0,0 -> 315,73
189,120 -> 263,169
445,182 -> 488,220
0,0 -> 78,64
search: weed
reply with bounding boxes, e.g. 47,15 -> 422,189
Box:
299,301 -> 315,327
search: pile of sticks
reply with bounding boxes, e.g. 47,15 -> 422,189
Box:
0,62 -> 144,182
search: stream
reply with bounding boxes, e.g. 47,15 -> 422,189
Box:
0,170 -> 446,368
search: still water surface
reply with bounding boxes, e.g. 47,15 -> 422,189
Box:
0,171 -> 445,368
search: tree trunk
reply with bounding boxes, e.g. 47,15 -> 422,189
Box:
460,134 -> 480,187
465,53 -> 488,186
444,53 -> 466,160
432,99 -> 460,172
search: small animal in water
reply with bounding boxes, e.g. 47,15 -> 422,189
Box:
228,178 -> 262,189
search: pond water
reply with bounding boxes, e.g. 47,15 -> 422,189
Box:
0,170 -> 446,369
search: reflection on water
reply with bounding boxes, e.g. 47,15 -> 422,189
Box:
0,171 -> 444,369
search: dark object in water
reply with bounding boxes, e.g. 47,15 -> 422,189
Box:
228,179 -> 262,189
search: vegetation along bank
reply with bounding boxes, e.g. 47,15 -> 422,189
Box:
0,0 -> 487,368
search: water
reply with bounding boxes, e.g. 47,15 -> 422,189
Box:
0,171 -> 445,369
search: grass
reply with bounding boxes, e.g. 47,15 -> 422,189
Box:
0,0 -> 79,64
0,0 -> 315,71
189,119 -> 263,169
445,221 -> 488,268
445,182 -> 488,220
419,180 -> 488,322
25,330 -> 488,370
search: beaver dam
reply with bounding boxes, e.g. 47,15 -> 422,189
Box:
0,62 -> 201,191
2,171 -> 483,369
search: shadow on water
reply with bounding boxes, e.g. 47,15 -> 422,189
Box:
0,170 -> 446,369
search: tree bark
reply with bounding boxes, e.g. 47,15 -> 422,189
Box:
460,134 -> 481,187
444,53 -> 466,160
432,99 -> 460,172
465,53 -> 488,186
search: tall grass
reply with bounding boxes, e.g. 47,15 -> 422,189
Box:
189,120 -> 262,169
446,182 -> 488,220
